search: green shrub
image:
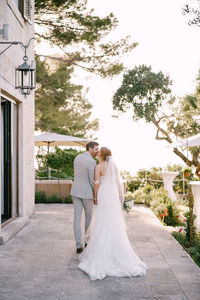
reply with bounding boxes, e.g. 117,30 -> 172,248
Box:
143,184 -> 154,194
189,243 -> 200,267
150,188 -> 181,226
63,195 -> 73,204
150,199 -> 166,218
35,191 -> 47,203
151,187 -> 171,204
35,191 -> 73,204
133,188 -> 147,204
46,194 -> 62,203
172,231 -> 200,267
184,210 -> 197,246
133,186 -> 181,226
133,186 -> 156,207
164,203 -> 181,226
36,147 -> 83,179
124,192 -> 134,201
126,179 -> 143,192
172,231 -> 190,248
123,192 -> 134,213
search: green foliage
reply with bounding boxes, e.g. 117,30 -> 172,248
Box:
133,187 -> 181,226
126,179 -> 142,192
131,188 -> 145,204
172,231 -> 190,247
126,164 -> 192,196
164,204 -> 181,226
143,184 -> 154,194
47,194 -> 63,203
35,57 -> 99,136
121,170 -> 144,192
35,0 -> 137,77
35,166 -> 48,179
184,210 -> 197,246
126,167 -> 176,193
65,195 -> 73,204
123,192 -> 134,213
189,244 -> 200,267
35,191 -> 73,204
133,187 -> 152,207
145,168 -> 164,189
172,231 -> 200,267
169,165 -> 190,195
125,168 -> 164,193
113,65 -> 172,122
46,148 -> 80,177
184,168 -> 192,173
35,0 -> 117,47
35,191 -> 47,203
113,66 -> 200,170
36,147 -> 83,178
182,1 -> 200,27
166,94 -> 200,140
150,188 -> 171,214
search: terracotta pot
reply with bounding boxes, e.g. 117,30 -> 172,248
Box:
184,171 -> 190,178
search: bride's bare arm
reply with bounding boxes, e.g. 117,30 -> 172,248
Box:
94,164 -> 101,205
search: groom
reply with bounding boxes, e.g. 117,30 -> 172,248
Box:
71,141 -> 99,253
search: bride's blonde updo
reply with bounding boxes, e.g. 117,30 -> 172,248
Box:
100,147 -> 112,161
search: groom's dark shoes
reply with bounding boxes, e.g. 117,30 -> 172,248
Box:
77,247 -> 83,253
85,243 -> 87,248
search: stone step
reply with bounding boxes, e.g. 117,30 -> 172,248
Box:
0,217 -> 29,244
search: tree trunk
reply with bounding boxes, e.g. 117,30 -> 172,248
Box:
188,185 -> 195,247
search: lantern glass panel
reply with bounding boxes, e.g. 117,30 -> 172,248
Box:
15,62 -> 36,96
22,69 -> 30,87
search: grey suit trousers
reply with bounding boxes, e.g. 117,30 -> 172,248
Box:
72,196 -> 93,249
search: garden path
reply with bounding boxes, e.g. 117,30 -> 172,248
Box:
0,204 -> 200,300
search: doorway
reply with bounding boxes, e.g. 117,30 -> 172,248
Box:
1,98 -> 18,224
1,100 -> 11,223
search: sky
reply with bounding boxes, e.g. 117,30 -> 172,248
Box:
36,0 -> 200,175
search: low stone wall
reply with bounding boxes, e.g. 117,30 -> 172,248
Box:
35,180 -> 73,198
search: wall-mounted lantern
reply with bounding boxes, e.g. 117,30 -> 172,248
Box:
15,57 -> 35,97
0,35 -> 35,98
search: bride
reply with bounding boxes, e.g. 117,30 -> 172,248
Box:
78,147 -> 148,281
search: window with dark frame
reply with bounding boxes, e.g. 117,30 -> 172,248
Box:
18,0 -> 32,23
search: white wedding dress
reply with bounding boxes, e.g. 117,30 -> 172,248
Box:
78,157 -> 148,281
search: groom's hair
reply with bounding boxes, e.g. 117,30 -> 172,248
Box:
86,141 -> 99,151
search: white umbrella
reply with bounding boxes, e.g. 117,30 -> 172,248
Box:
172,133 -> 200,148
35,132 -> 91,151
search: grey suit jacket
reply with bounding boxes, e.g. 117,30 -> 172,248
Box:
71,151 -> 96,199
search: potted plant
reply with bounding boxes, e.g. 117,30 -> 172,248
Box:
183,168 -> 192,178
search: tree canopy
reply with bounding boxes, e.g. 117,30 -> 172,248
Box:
113,65 -> 172,122
35,57 -> 99,137
183,0 -> 200,27
113,65 -> 200,170
35,0 -> 137,77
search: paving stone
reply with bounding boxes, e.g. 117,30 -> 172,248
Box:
0,204 -> 199,300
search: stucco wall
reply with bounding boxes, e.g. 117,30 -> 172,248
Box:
35,180 -> 73,198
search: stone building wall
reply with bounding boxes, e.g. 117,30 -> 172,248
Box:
0,0 -> 35,232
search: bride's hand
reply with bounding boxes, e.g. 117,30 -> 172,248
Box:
94,199 -> 98,205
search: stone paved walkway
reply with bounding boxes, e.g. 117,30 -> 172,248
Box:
0,204 -> 200,300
